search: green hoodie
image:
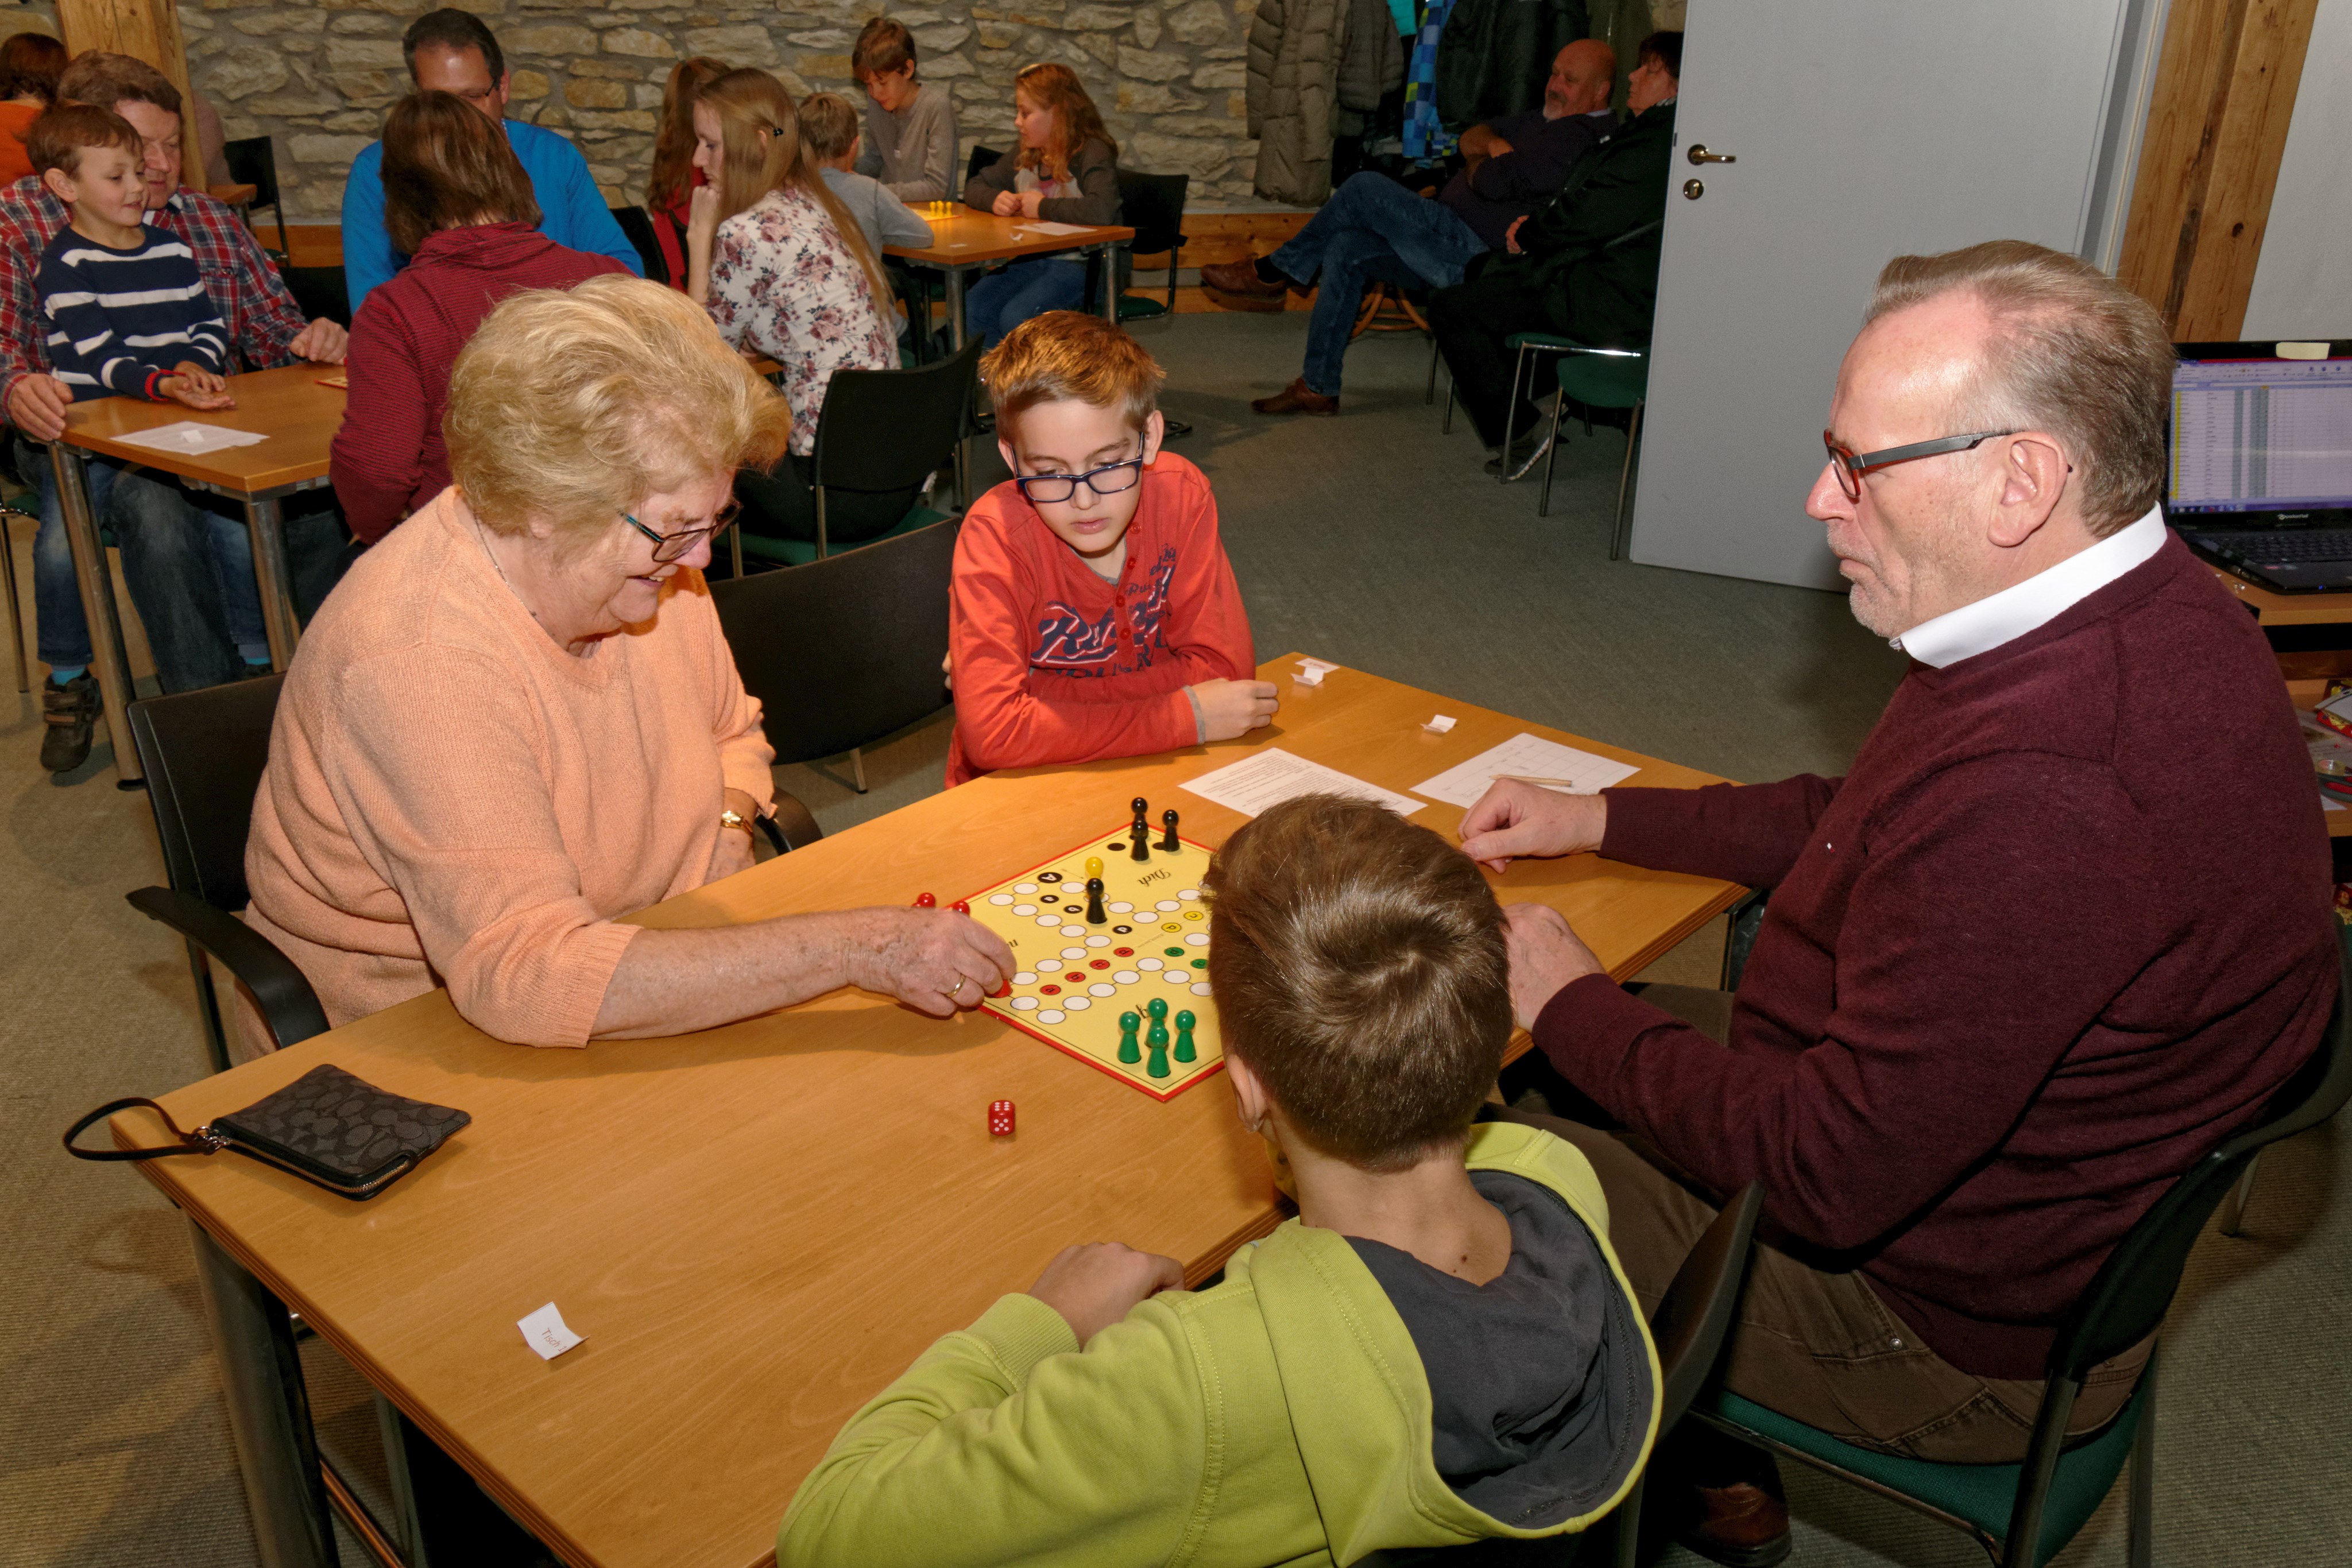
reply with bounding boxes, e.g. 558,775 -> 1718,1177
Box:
779,1121 -> 1662,1567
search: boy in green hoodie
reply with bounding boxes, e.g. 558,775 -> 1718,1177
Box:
779,793 -> 1662,1566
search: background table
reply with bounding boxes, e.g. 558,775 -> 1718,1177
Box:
114,655 -> 1743,1568
53,363 -> 341,784
887,206 -> 1136,349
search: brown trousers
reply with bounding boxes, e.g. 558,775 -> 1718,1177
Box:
1509,984 -> 2149,1464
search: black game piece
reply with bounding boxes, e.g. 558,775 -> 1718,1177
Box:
1159,808 -> 1180,851
1129,820 -> 1150,862
1085,877 -> 1107,924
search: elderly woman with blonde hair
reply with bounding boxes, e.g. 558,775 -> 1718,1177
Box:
242,277 -> 1012,1051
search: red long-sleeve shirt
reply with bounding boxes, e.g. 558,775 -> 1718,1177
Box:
1536,535 -> 2336,1379
947,452 -> 1255,786
328,222 -> 628,543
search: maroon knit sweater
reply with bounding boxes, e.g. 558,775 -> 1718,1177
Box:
328,222 -> 628,543
1536,534 -> 2336,1379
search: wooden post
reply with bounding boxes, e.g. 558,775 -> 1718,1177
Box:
53,0 -> 210,188
2116,0 -> 2318,340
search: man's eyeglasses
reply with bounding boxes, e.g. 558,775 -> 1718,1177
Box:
1015,454 -> 1146,506
621,502 -> 740,563
1822,429 -> 2014,502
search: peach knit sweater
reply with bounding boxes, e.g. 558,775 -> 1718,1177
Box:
242,487 -> 776,1049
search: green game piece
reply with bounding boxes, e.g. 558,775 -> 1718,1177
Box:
1190,958 -> 1207,969
1165,947 -> 1185,957
1117,1011 -> 1142,1064
1147,997 -> 1169,1023
1147,1021 -> 1169,1047
1146,1040 -> 1171,1078
1173,1009 -> 1196,1063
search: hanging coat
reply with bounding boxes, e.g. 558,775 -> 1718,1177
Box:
1435,0 -> 1590,125
1248,0 -> 1403,203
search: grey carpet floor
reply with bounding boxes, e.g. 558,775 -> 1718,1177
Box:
1,311 -> 2342,1567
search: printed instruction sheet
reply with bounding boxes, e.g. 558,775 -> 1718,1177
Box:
1410,733 -> 1641,808
1182,748 -> 1425,818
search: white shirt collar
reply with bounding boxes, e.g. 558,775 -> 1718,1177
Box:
1891,505 -> 2167,668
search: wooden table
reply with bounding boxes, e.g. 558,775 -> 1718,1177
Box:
886,205 -> 1136,348
114,655 -> 1742,1568
53,363 -> 342,784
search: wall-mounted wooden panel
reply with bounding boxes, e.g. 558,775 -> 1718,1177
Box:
53,0 -> 208,183
2116,0 -> 2316,339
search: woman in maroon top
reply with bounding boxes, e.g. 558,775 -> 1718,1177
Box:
328,91 -> 629,543
645,56 -> 726,290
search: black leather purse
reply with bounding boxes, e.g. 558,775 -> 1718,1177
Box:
64,1063 -> 470,1201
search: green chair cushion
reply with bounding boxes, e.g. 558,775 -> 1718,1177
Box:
737,503 -> 953,568
1556,351 -> 1648,408
1713,1380 -> 2146,1568
1118,296 -> 1172,322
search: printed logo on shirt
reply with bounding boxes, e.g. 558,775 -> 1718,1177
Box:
1030,546 -> 1178,679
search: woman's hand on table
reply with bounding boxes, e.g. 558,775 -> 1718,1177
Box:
991,189 -> 1022,217
290,318 -> 348,364
1501,902 -> 1606,1028
849,907 -> 1016,1016
1457,780 -> 1607,873
1028,1241 -> 1185,1344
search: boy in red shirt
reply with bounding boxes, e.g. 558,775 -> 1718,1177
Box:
948,311 -> 1274,785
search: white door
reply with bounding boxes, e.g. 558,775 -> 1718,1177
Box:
1627,0 -> 2165,588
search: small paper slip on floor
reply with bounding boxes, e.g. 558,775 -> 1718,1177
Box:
113,421 -> 268,455
1411,732 -> 1640,808
1182,748 -> 1423,818
518,1302 -> 585,1360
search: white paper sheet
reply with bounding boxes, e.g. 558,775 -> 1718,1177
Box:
517,1302 -> 585,1360
111,421 -> 267,455
1410,732 -> 1641,808
1181,748 -> 1424,818
1010,220 -> 1093,237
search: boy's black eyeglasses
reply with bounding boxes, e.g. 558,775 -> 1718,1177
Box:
621,502 -> 740,563
1015,454 -> 1146,506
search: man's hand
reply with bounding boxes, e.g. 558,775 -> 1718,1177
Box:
1502,902 -> 1606,1028
1190,677 -> 1279,742
851,907 -> 1016,1016
1028,1242 -> 1185,1345
1504,215 -> 1528,254
7,372 -> 71,442
991,188 -> 1022,217
289,318 -> 347,364
160,362 -> 235,410
1457,779 -> 1606,872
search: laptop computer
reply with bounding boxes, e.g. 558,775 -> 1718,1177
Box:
2166,339 -> 2352,593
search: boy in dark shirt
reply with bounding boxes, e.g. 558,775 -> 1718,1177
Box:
779,794 -> 1661,1567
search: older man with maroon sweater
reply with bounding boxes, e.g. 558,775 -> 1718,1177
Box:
1461,241 -> 2335,1567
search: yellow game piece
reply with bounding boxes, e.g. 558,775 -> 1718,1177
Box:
1085,856 -> 1103,878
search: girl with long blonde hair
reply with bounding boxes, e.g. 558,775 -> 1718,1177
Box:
961,63 -> 1123,347
687,68 -> 904,547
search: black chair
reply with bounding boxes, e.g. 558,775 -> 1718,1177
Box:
222,135 -> 288,259
281,265 -> 350,329
610,203 -> 669,287
967,144 -> 1004,187
732,338 -> 981,570
1699,935 -> 2352,1568
710,518 -> 958,795
123,675 -> 328,1071
1357,1178 -> 1766,1567
1115,169 -> 1190,319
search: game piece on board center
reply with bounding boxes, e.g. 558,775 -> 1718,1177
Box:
988,1099 -> 1015,1136
1160,808 -> 1181,851
914,892 -> 936,908
1085,876 -> 1108,924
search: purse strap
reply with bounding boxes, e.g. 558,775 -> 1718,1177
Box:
62,1097 -> 224,1162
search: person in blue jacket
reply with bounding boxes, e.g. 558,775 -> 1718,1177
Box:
342,9 -> 640,312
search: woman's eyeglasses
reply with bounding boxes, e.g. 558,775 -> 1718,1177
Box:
1014,454 -> 1146,506
621,502 -> 741,564
1822,429 -> 2014,502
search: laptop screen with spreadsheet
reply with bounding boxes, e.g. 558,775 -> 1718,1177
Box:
2168,352 -> 2352,516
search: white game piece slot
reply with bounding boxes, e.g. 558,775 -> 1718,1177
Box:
1088,983 -> 1116,997
1037,1010 -> 1065,1023
1015,882 -> 1038,894
1065,996 -> 1092,1011
1138,958 -> 1164,971
1113,970 -> 1140,984
1011,996 -> 1039,1011
990,893 -> 1015,905
1190,982 -> 1212,996
1012,971 -> 1038,985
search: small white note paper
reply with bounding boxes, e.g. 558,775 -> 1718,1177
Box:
1423,714 -> 1457,734
114,421 -> 268,455
1183,747 -> 1424,818
1411,731 -> 1641,808
1295,657 -> 1339,677
518,1302 -> 585,1361
1294,667 -> 1324,687
1011,220 -> 1093,237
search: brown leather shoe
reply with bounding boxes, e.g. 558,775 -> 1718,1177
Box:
1251,377 -> 1339,416
1676,1481 -> 1792,1567
1200,257 -> 1291,311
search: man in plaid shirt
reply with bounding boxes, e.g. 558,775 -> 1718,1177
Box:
4,53 -> 346,773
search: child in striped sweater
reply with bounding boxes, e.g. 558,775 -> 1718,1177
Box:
29,102 -> 234,408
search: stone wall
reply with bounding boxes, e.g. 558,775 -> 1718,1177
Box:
172,0 -> 1263,220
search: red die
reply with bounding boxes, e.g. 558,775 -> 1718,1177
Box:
988,1099 -> 1015,1136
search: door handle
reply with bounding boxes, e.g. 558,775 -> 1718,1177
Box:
1686,144 -> 1737,165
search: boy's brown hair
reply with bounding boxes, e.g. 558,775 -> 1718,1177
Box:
25,102 -> 141,180
980,311 -> 1164,440
381,90 -> 541,257
852,17 -> 918,80
798,92 -> 860,162
1203,795 -> 1512,1170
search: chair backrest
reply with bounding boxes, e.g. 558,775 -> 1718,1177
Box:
2049,934 -> 2352,1379
967,144 -> 1004,185
220,135 -> 280,209
1650,1182 -> 1763,1433
281,265 -> 350,328
709,519 -> 959,763
126,674 -> 287,912
609,204 -> 670,287
1115,169 -> 1189,255
812,336 -> 983,494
